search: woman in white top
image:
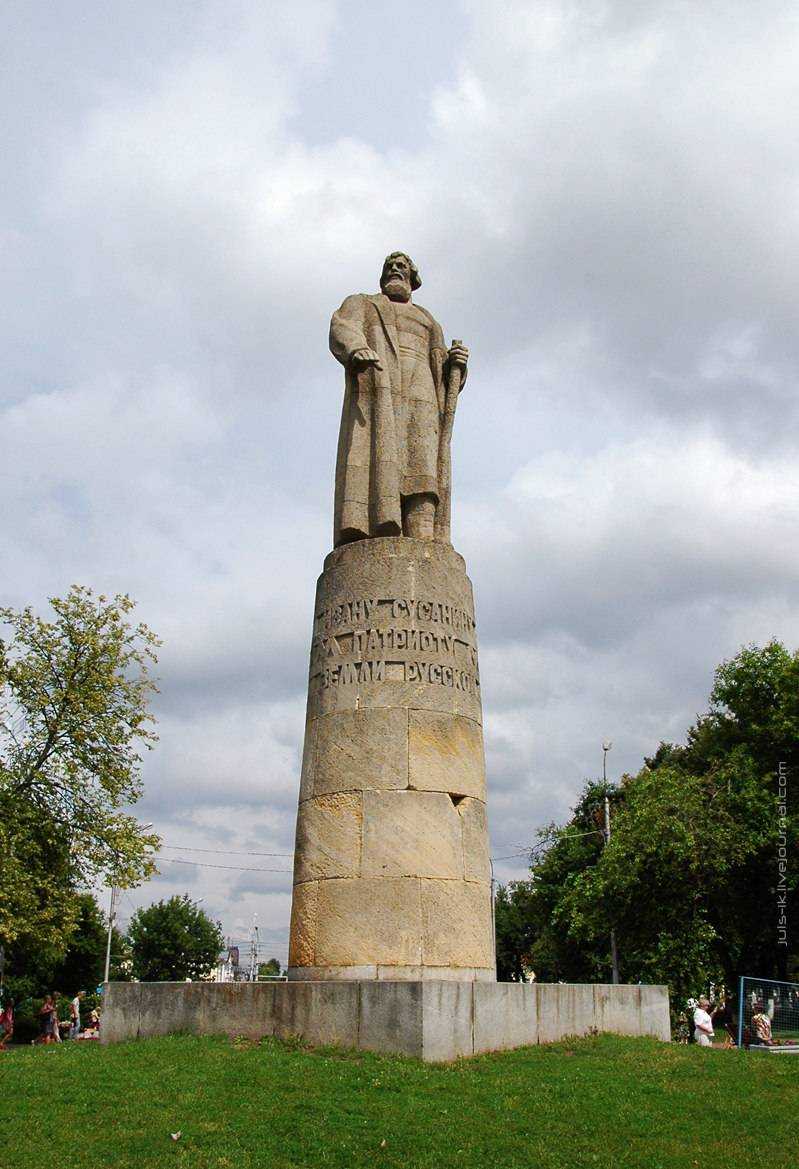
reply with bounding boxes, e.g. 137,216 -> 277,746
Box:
693,996 -> 715,1047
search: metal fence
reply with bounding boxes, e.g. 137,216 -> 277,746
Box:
738,976 -> 799,1050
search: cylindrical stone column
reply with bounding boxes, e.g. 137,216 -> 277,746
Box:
288,536 -> 494,981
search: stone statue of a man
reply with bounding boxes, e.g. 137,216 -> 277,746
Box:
329,252 -> 468,546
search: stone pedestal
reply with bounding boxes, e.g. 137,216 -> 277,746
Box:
102,981 -> 672,1058
288,537 -> 494,981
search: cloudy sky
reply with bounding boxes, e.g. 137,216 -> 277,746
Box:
3,1 -> 798,965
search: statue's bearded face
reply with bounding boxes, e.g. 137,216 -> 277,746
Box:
381,255 -> 413,302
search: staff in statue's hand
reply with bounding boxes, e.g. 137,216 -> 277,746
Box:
447,342 -> 469,374
435,339 -> 468,543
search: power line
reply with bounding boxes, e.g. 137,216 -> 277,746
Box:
158,857 -> 292,874
490,830 -> 605,865
228,942 -> 289,950
161,844 -> 293,858
550,829 -> 605,841
119,889 -> 140,918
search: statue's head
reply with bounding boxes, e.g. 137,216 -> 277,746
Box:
380,251 -> 421,302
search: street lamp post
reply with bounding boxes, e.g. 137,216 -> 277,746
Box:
103,822 -> 153,984
489,857 -> 497,977
102,884 -> 117,984
602,742 -> 620,985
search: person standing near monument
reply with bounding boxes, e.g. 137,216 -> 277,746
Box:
330,252 -> 468,546
693,996 -> 715,1047
69,991 -> 84,1039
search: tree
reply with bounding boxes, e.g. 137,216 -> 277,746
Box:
495,782 -> 613,983
128,896 -> 224,982
50,892 -> 131,992
495,881 -> 537,982
562,756 -> 772,1003
646,642 -> 799,982
496,643 -> 798,1001
258,958 -> 282,978
0,586 -> 160,960
1,892 -> 129,1014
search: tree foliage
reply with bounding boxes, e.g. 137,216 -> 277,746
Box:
496,643 -> 799,1000
49,892 -> 131,992
0,586 -> 160,962
495,782 -> 612,983
2,892 -> 128,1013
128,896 -> 224,982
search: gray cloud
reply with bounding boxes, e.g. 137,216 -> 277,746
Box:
4,0 -> 798,936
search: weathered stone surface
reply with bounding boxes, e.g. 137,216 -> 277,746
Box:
473,982 -> 537,1054
422,981 -> 474,1061
593,983 -> 640,1037
537,983 -> 596,1043
307,536 -> 482,725
293,793 -> 362,883
298,718 -> 317,802
287,880 -> 318,968
359,980 -> 423,1057
408,711 -> 485,799
458,797 -> 491,882
103,982 -> 142,1042
310,675 -> 481,723
314,877 -> 423,967
290,534 -> 492,981
321,539 -> 475,604
362,790 -> 463,879
318,540 -> 477,623
102,981 -> 671,1060
330,253 -> 468,546
638,984 -> 672,1041
420,879 -> 493,969
313,708 -> 407,796
289,963 -> 496,982
273,981 -> 360,1048
287,964 -> 378,981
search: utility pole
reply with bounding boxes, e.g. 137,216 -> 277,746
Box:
489,857 -> 497,978
602,740 -> 620,985
103,822 -> 153,984
247,914 -> 259,982
103,884 -> 117,984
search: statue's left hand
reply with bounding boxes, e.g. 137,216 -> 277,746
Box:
448,342 -> 469,370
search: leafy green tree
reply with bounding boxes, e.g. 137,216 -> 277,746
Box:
496,643 -> 798,999
128,896 -> 224,982
0,586 -> 160,962
562,757 -> 773,1002
495,782 -> 612,983
495,881 -> 537,982
1,893 -> 129,1014
646,642 -> 799,981
258,958 -> 282,978
50,892 -> 131,992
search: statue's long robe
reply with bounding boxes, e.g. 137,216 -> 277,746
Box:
330,292 -> 450,546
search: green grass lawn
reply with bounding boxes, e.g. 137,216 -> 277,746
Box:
2,1033 -> 797,1169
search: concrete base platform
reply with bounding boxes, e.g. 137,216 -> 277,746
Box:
102,980 -> 670,1061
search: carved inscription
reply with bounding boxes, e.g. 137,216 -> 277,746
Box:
310,596 -> 480,694
315,597 -> 475,637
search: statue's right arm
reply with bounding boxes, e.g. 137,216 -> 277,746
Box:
329,294 -> 369,367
